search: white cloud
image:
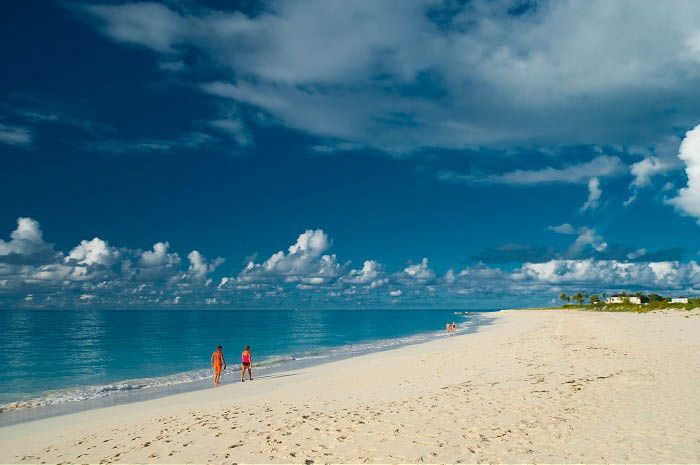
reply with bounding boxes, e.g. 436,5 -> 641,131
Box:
403,257 -> 436,281
89,132 -> 214,154
548,223 -> 608,256
0,123 -> 33,146
288,229 -> 330,255
513,259 -> 700,290
440,156 -> 624,185
236,229 -> 340,285
4,218 -> 700,307
139,242 -> 180,268
668,123 -> 700,222
185,250 -> 224,283
624,135 -> 682,205
631,157 -> 670,189
0,217 -> 229,308
627,248 -> 647,260
67,238 -> 120,267
80,2 -> 186,53
0,217 -> 43,254
133,242 -> 184,282
208,117 -> 252,147
346,260 -> 379,283
0,218 -> 217,304
580,177 -> 602,212
0,217 -> 56,263
547,223 -> 576,235
75,1 -> 700,152
569,227 -> 607,254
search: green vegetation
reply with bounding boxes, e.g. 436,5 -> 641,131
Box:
554,291 -> 699,313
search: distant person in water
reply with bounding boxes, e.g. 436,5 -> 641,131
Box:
241,345 -> 252,382
446,322 -> 451,335
211,345 -> 226,387
451,322 -> 457,334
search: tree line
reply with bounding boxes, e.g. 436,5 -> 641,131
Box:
558,291 -> 671,305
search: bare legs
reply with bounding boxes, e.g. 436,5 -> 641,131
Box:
240,364 -> 252,382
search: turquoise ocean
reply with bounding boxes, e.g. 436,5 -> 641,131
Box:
0,308 -> 494,424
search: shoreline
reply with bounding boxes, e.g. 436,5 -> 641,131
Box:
2,309 -> 699,463
0,311 -> 495,426
0,311 -> 504,449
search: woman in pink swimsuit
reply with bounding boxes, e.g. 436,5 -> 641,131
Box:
241,345 -> 252,382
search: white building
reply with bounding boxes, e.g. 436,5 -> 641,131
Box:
606,296 -> 624,304
671,297 -> 689,304
628,296 -> 642,305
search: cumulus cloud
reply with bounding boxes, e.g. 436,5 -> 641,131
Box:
235,229 -> 341,285
3,218 -> 699,308
0,217 -> 57,264
0,218 -> 222,306
402,258 -> 436,281
67,238 -> 120,267
580,177 -> 602,212
347,260 -> 379,282
185,250 -> 224,283
139,242 -> 180,268
668,123 -> 700,222
343,260 -> 387,289
513,259 -> 700,290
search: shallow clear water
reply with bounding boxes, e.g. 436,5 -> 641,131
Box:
0,308 -> 491,413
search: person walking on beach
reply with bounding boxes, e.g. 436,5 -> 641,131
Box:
211,345 -> 226,387
451,321 -> 457,335
241,345 -> 253,382
446,322 -> 451,335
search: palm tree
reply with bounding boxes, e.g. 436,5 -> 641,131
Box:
559,292 -> 569,304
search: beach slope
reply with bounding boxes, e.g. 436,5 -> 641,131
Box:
1,309 -> 699,463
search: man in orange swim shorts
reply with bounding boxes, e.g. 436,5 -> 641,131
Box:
211,345 -> 226,387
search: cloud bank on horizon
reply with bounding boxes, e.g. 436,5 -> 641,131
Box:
2,216 -> 700,308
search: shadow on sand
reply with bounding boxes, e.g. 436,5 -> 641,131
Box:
252,372 -> 306,381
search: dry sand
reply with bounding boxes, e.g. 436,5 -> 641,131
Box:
1,309 -> 699,463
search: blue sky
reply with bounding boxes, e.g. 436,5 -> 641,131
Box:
3,0 -> 700,308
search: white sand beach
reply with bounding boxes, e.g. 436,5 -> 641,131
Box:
1,309 -> 699,463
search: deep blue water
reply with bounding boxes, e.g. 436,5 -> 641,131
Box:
0,308 -> 489,413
